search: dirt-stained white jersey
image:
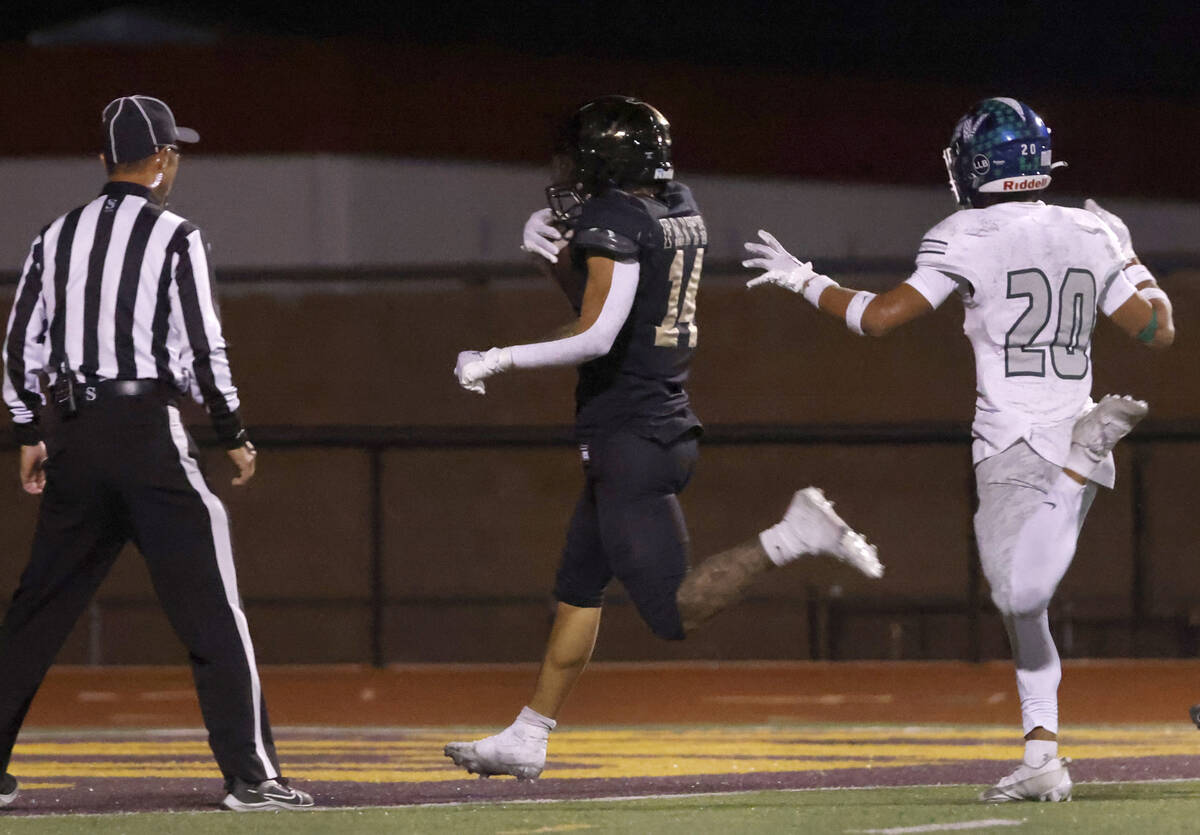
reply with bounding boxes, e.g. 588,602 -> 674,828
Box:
904,201 -> 1137,485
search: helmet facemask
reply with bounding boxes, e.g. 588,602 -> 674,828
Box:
943,144 -> 969,209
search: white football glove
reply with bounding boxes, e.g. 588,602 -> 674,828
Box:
521,208 -> 571,264
454,347 -> 513,395
742,230 -> 820,292
1084,198 -> 1135,261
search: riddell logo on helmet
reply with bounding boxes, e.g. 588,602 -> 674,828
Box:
1003,176 -> 1050,191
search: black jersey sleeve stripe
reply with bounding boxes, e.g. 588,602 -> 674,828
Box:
81,195 -> 122,377
4,234 -> 48,426
151,238 -> 175,382
47,207 -> 83,372
922,238 -> 949,245
170,226 -> 242,441
170,225 -> 222,407
917,249 -> 947,255
114,202 -> 162,378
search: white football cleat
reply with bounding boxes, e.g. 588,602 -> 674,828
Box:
444,727 -> 547,780
1067,394 -> 1148,477
980,755 -> 1072,803
761,487 -> 883,578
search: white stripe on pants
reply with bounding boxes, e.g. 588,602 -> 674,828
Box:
166,405 -> 276,779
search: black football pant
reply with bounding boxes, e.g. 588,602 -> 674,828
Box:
554,431 -> 699,640
0,393 -> 279,784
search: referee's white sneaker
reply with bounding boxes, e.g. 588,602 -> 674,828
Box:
760,487 -> 883,578
1066,394 -> 1148,479
980,755 -> 1072,803
444,728 -> 547,780
0,773 -> 18,807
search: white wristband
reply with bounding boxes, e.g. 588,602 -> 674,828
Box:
844,290 -> 877,336
1124,263 -> 1154,287
1139,287 -> 1172,314
802,274 -> 837,308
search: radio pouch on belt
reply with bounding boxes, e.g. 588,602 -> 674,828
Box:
52,362 -> 78,419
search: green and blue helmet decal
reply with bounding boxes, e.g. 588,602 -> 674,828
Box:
943,98 -> 1059,208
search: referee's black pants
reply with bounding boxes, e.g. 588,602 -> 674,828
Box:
0,391 -> 280,784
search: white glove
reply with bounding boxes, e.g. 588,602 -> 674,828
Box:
454,347 -> 513,395
742,230 -> 820,292
521,208 -> 571,264
1084,199 -> 1135,261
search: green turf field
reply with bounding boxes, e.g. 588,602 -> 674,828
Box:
5,782 -> 1200,834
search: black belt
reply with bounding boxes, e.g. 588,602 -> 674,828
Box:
85,379 -> 172,398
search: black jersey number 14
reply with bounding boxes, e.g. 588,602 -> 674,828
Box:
655,248 -> 703,348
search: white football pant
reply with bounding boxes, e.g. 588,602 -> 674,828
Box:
975,441 -> 1098,735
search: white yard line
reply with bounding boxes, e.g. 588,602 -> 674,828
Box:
848,821 -> 1024,833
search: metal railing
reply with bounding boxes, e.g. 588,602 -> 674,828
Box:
185,421 -> 1198,665
5,420 -> 1200,665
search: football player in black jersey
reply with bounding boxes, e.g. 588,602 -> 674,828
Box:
445,96 -> 883,780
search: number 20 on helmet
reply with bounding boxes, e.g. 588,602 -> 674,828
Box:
943,97 -> 1066,209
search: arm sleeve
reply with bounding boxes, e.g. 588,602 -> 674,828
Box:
508,259 -> 639,368
1098,265 -> 1140,316
168,228 -> 245,445
904,265 -> 964,309
3,234 -> 50,444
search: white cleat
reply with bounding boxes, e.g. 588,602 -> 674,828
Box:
444,728 -> 547,780
1070,394 -> 1148,470
762,487 -> 883,578
980,756 -> 1073,803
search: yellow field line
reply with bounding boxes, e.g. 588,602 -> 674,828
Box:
10,725 -> 1197,784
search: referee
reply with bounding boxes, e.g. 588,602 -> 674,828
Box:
0,95 -> 313,812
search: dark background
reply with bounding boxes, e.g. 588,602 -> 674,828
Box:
2,2 -> 1200,196
7,1 -> 1200,98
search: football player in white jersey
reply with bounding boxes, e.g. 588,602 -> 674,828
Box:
742,97 -> 1175,803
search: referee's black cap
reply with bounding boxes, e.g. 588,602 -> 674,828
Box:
102,95 -> 200,164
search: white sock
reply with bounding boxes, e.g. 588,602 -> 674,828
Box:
513,706 -> 556,741
1024,738 -> 1058,767
1005,612 -> 1062,740
759,524 -> 806,567
1064,428 -> 1110,480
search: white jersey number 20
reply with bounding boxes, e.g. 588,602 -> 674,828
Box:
1004,268 -> 1096,380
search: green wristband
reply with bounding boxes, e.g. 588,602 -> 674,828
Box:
1136,307 -> 1158,344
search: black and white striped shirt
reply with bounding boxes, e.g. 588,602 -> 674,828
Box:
3,181 -> 242,445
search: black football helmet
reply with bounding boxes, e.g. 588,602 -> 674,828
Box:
547,95 -> 674,222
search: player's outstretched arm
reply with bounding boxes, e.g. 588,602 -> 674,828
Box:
1085,199 -> 1176,350
743,230 -> 933,337
454,255 -> 638,394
